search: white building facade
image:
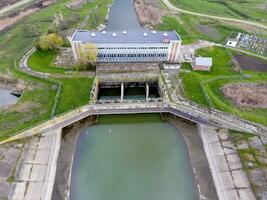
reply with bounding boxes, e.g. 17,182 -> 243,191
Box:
70,30 -> 182,63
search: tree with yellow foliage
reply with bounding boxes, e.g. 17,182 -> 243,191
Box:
37,33 -> 63,51
75,43 -> 98,70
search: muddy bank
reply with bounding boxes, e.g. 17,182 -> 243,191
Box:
51,115 -> 97,200
134,0 -> 164,28
222,83 -> 267,108
162,113 -> 218,200
0,75 -> 17,90
235,54 -> 267,72
0,0 -> 54,32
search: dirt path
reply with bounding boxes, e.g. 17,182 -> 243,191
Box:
162,0 -> 267,30
0,0 -> 36,16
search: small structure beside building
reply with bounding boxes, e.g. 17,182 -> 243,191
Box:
226,32 -> 241,47
69,30 -> 182,63
191,57 -> 212,71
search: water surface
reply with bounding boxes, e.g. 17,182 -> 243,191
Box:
70,114 -> 197,200
106,0 -> 144,31
0,89 -> 18,107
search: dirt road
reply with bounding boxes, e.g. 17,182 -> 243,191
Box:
162,0 -> 267,30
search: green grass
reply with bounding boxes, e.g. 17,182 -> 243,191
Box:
56,77 -> 93,114
0,80 -> 57,140
28,50 -> 72,74
156,14 -> 267,45
180,46 -> 236,106
170,0 -> 267,25
179,46 -> 267,126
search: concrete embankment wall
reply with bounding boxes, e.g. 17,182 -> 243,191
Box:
11,129 -> 62,200
42,129 -> 62,200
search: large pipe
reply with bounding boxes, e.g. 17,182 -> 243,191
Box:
121,82 -> 124,101
146,83 -> 149,100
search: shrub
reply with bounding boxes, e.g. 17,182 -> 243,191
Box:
36,33 -> 63,51
74,43 -> 98,70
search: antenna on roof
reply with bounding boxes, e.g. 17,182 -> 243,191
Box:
143,32 -> 148,37
163,32 -> 168,37
91,32 -> 96,37
112,32 -> 117,37
152,30 -> 157,34
102,30 -> 107,34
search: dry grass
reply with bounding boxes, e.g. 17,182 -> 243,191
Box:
222,83 -> 267,108
134,0 -> 164,27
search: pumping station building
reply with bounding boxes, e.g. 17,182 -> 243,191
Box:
70,30 -> 182,63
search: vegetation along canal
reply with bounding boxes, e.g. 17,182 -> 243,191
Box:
69,0 -> 198,199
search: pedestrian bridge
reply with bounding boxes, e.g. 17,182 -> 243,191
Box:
1,98 -> 266,144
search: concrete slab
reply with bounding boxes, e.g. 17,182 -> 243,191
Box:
24,182 -> 43,200
23,149 -> 37,164
0,147 -> 6,159
30,164 -> 47,182
226,154 -> 242,170
250,169 -> 266,187
223,147 -> 237,155
18,164 -> 32,181
249,136 -> 264,150
261,167 -> 267,179
26,137 -> 40,150
224,189 -> 239,200
209,142 -> 224,156
0,181 -> 11,199
258,155 -> 267,164
0,162 -> 12,180
11,182 -> 27,200
232,170 -> 250,188
33,149 -> 50,165
213,155 -> 229,172
237,142 -> 249,150
222,141 -> 235,149
260,136 -> 267,145
238,188 -> 256,200
218,132 -> 229,141
5,148 -> 20,165
207,133 -> 220,143
218,171 -> 235,190
258,187 -> 267,200
38,135 -> 53,150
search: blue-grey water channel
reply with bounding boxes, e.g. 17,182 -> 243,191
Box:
106,0 -> 144,31
70,0 -> 198,199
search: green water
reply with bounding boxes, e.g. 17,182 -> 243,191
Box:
70,114 -> 198,200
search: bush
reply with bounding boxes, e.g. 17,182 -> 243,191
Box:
36,33 -> 63,51
74,61 -> 95,71
74,43 -> 98,70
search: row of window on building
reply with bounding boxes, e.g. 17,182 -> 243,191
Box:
97,53 -> 168,58
97,46 -> 168,50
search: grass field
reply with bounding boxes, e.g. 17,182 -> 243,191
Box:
170,0 -> 267,25
0,77 -> 57,140
0,0 -> 111,140
157,14 -> 267,44
56,77 -> 93,114
28,50 -> 72,74
179,46 -> 267,126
